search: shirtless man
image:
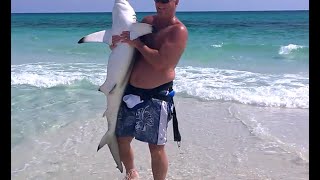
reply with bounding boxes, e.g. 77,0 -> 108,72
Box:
110,0 -> 188,179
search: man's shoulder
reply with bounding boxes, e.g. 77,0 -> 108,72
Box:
141,15 -> 155,24
171,23 -> 187,32
169,23 -> 188,37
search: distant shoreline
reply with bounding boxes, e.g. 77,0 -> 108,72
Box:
11,9 -> 309,14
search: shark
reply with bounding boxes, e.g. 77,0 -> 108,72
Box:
78,0 -> 153,173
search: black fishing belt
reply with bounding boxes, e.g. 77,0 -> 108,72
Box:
124,81 -> 181,146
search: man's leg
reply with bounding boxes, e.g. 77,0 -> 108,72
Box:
149,144 -> 168,180
117,136 -> 139,178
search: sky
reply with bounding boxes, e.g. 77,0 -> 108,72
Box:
11,0 -> 309,13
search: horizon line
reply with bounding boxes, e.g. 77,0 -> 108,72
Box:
11,9 -> 309,14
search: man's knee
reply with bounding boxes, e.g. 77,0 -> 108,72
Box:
117,136 -> 133,145
149,144 -> 165,156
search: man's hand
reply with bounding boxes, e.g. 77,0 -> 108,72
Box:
109,35 -> 122,50
109,31 -> 144,50
120,31 -> 144,48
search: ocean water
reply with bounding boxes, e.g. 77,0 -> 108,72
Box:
11,11 -> 309,179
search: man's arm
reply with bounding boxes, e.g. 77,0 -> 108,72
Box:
122,25 -> 188,71
108,16 -> 153,50
138,26 -> 188,70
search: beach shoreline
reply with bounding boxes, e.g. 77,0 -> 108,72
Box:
11,97 -> 309,180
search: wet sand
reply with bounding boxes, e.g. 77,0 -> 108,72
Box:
11,97 -> 309,180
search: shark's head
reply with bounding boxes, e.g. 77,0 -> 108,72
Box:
113,0 -> 136,23
114,0 -> 133,11
115,0 -> 130,4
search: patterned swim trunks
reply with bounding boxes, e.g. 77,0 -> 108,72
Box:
115,84 -> 174,145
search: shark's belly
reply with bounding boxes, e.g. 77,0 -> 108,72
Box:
106,87 -> 127,133
107,44 -> 135,84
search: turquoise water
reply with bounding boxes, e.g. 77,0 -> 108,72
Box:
12,11 -> 309,70
11,11 -> 309,148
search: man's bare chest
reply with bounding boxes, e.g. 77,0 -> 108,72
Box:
142,29 -> 168,49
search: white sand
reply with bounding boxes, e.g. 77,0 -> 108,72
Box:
11,97 -> 309,180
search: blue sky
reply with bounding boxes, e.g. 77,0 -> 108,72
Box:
12,0 -> 309,13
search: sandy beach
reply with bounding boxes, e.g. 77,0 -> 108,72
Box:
11,97 -> 309,180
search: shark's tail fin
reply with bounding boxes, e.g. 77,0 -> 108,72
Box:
97,131 -> 124,173
97,131 -> 112,152
107,136 -> 123,173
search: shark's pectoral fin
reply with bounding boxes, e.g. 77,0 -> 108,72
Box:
109,84 -> 117,94
129,23 -> 153,40
78,29 -> 113,45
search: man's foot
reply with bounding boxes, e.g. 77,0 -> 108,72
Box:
123,169 -> 139,180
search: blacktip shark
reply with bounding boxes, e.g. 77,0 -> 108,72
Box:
78,0 -> 153,173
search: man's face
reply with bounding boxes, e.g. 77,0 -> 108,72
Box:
154,0 -> 177,17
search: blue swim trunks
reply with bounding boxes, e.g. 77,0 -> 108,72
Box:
115,83 -> 174,145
